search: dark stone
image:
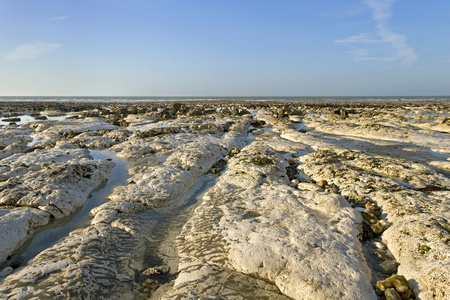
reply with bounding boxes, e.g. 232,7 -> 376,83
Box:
120,119 -> 130,127
242,210 -> 261,219
385,288 -> 402,300
215,158 -> 227,168
81,111 -> 99,118
187,107 -> 205,116
134,127 -> 181,138
379,260 -> 399,275
326,183 -> 340,194
239,109 -> 251,115
210,168 -> 221,175
2,117 -> 21,122
9,256 -> 24,268
220,108 -> 232,115
113,107 -> 129,116
286,108 -> 303,116
127,106 -> 138,114
251,120 -> 266,128
230,107 -> 240,115
158,111 -> 173,120
170,102 -> 183,112
276,108 -> 288,118
370,222 -> 385,236
108,117 -> 129,127
3,255 -> 24,269
137,108 -> 148,114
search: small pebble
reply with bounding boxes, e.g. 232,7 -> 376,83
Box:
143,265 -> 169,275
379,260 -> 399,275
370,222 -> 385,235
379,220 -> 390,227
326,183 -> 339,194
0,267 -> 13,277
374,241 -> 386,249
289,179 -> 299,187
364,208 -> 377,215
316,180 -> 328,187
384,288 -> 402,300
365,201 -> 381,211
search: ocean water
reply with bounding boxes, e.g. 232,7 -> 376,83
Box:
0,96 -> 449,103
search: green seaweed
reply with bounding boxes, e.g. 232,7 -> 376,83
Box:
250,156 -> 274,166
419,244 -> 431,254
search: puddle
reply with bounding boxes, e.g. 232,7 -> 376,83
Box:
0,114 -> 78,126
133,174 -> 218,298
8,150 -> 130,265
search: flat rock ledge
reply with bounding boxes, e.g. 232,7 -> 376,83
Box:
162,142 -> 376,299
0,148 -> 114,262
1,101 -> 450,299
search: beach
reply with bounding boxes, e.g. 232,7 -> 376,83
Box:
0,100 -> 449,299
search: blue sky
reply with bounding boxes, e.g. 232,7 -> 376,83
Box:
1,0 -> 449,96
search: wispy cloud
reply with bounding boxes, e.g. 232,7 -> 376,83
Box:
335,0 -> 418,67
4,43 -> 62,61
46,16 -> 69,21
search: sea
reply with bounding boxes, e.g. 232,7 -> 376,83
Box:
0,96 -> 449,103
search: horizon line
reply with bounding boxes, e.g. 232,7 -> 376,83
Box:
0,95 -> 449,98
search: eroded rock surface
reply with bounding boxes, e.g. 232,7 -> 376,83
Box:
1,101 -> 449,299
0,148 -> 113,262
163,142 -> 375,299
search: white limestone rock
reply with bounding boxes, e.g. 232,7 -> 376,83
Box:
0,148 -> 114,261
0,208 -> 168,299
0,207 -> 50,262
166,143 -> 375,299
0,148 -> 114,218
298,143 -> 450,299
0,129 -> 33,160
0,224 -> 133,299
37,118 -> 117,135
383,213 -> 450,300
93,139 -> 226,221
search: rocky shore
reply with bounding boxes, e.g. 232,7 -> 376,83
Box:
0,100 -> 449,299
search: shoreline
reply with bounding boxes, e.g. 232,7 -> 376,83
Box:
1,99 -> 450,117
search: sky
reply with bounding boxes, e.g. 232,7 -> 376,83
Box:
1,0 -> 450,97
